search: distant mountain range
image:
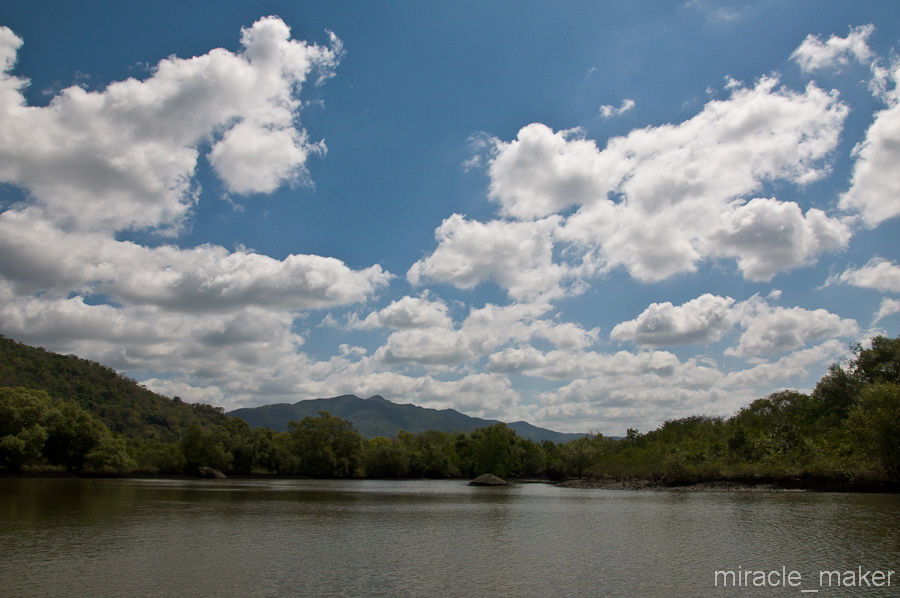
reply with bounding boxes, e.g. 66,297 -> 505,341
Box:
229,394 -> 584,443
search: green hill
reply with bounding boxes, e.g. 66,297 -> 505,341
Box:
229,394 -> 584,443
0,335 -> 227,440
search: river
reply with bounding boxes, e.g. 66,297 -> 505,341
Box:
0,478 -> 897,597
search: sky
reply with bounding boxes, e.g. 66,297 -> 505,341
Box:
0,1 -> 898,435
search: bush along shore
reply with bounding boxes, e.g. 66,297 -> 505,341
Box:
1,335 -> 898,491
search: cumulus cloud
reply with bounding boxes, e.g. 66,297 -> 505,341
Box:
610,292 -> 859,359
407,214 -> 568,301
724,339 -> 846,389
369,301 -> 599,369
726,297 -> 859,358
0,293 -> 305,384
472,76 -> 850,286
708,198 -> 849,281
349,294 -> 452,330
831,257 -> 900,294
610,294 -> 737,347
0,17 -> 340,233
527,337 -> 852,433
0,209 -> 391,312
486,124 -> 613,221
488,347 -> 688,381
790,24 -> 874,72
0,18 -> 400,414
419,75 -> 850,306
531,350 -> 729,433
375,327 -> 474,366
839,59 -> 900,227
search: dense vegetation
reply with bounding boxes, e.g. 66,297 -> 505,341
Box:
0,336 -> 228,440
1,334 -> 898,487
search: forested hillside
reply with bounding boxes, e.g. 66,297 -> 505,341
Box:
1,334 -> 897,488
0,336 -> 228,440
229,394 -> 583,443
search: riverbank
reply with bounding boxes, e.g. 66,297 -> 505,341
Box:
556,476 -> 900,493
3,469 -> 898,492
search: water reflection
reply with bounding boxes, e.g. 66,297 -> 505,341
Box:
1,478 -> 897,597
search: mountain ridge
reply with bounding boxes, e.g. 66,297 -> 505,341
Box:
229,394 -> 585,443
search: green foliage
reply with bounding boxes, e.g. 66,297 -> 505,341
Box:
364,436 -> 411,478
460,423 -> 522,478
181,425 -> 233,474
127,438 -> 188,474
0,335 -> 227,441
3,333 -> 899,485
287,412 -> 364,477
848,383 -> 900,480
850,336 -> 900,385
0,387 -> 133,473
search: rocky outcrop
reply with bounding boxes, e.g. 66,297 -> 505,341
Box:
196,466 -> 227,479
468,473 -> 509,486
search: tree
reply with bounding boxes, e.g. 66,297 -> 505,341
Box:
465,423 -> 522,479
287,412 -> 363,477
181,425 -> 233,473
0,386 -> 131,472
851,336 -> 900,385
363,436 -> 410,478
848,383 -> 900,479
561,435 -> 605,477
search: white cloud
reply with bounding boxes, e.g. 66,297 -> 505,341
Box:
0,17 -> 340,233
486,124 -> 615,220
611,291 -> 860,358
610,294 -> 737,347
790,24 -> 874,72
141,379 -> 226,406
374,327 -> 474,366
527,337 -> 849,434
0,19 -> 397,415
0,290 -> 524,418
488,347 -> 689,381
480,77 -> 850,285
0,294 -> 305,386
839,60 -> 900,227
368,301 -> 599,368
209,122 -> 324,195
349,371 -> 523,421
599,98 -> 635,119
0,209 -> 391,312
350,294 -> 452,330
874,298 -> 900,324
726,298 -> 859,358
459,302 -> 598,354
567,77 -> 848,282
531,350 -> 729,433
421,76 -> 850,302
724,340 -> 845,389
832,257 -> 900,294
708,197 -> 850,281
407,214 -> 568,301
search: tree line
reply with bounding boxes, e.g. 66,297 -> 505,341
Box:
1,335 -> 898,486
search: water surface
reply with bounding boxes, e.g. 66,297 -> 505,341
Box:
1,478 -> 897,597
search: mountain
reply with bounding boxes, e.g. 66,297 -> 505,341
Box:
0,335 -> 228,439
0,335 -> 583,443
229,394 -> 584,443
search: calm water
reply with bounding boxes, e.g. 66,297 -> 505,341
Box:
0,478 -> 897,597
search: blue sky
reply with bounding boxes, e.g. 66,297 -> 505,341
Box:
1,1 -> 898,434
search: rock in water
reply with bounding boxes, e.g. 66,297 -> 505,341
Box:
469,474 -> 509,486
197,466 -> 227,479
